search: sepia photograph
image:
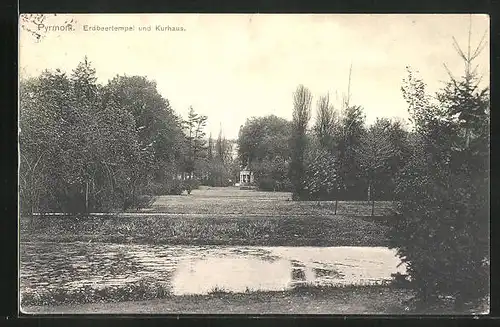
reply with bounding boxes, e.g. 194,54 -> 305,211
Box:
18,13 -> 490,315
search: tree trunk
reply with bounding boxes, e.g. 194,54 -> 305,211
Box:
85,181 -> 89,213
334,199 -> 338,215
30,197 -> 35,218
465,126 -> 470,149
132,184 -> 136,211
29,174 -> 36,217
367,182 -> 371,203
371,199 -> 375,217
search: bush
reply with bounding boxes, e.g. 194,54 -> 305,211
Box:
168,182 -> 184,195
150,180 -> 185,196
123,194 -> 155,211
257,177 -> 276,191
185,178 -> 201,193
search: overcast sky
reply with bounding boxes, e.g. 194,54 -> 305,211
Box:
19,14 -> 489,139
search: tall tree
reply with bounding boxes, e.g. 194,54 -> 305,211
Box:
238,115 -> 291,165
356,118 -> 396,215
335,105 -> 366,199
182,106 -> 208,179
19,70 -> 71,214
104,74 -> 187,198
207,133 -> 214,161
237,115 -> 292,190
313,94 -> 337,151
289,85 -> 312,200
304,146 -> 340,201
68,57 -> 101,212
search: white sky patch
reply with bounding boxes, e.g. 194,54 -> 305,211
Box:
19,14 -> 490,139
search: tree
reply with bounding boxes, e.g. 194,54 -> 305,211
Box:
335,105 -> 367,200
252,157 -> 291,192
21,60 -> 102,214
304,146 -> 341,202
238,115 -> 292,165
305,95 -> 342,203
390,23 -> 489,309
289,85 -> 312,200
207,133 -> 214,161
313,94 -> 338,151
104,75 -> 186,197
182,106 -> 208,180
356,118 -> 396,215
203,127 -> 234,187
68,57 -> 101,212
19,71 -> 70,214
96,87 -> 148,211
237,115 -> 292,190
383,119 -> 412,201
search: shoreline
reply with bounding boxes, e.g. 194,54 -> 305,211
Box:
21,285 -> 415,315
21,285 -> 488,315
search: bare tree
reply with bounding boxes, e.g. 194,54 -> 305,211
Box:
293,85 -> 313,126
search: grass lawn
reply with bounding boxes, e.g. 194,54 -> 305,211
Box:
20,187 -> 396,247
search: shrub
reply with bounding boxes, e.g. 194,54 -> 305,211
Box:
185,178 -> 201,194
257,177 -> 276,191
168,182 -> 184,195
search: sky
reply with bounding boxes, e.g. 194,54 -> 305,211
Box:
19,14 -> 490,140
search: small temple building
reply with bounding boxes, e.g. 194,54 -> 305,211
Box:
239,166 -> 254,186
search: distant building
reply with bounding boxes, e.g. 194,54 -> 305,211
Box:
239,165 -> 254,185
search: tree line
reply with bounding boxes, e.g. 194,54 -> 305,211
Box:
237,93 -> 410,205
19,57 -> 237,214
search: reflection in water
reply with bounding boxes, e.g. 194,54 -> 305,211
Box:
292,268 -> 306,281
171,257 -> 292,295
20,243 -> 407,298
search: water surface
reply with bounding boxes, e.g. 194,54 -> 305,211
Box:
20,242 -> 406,297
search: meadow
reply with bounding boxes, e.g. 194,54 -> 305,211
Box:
20,187 -> 396,247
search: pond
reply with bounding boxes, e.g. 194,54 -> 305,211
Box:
20,242 -> 406,298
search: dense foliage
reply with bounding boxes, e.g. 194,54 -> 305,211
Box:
289,85 -> 313,200
389,65 -> 489,307
237,115 -> 292,191
19,58 -> 212,214
202,130 -> 239,187
286,89 -> 410,202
